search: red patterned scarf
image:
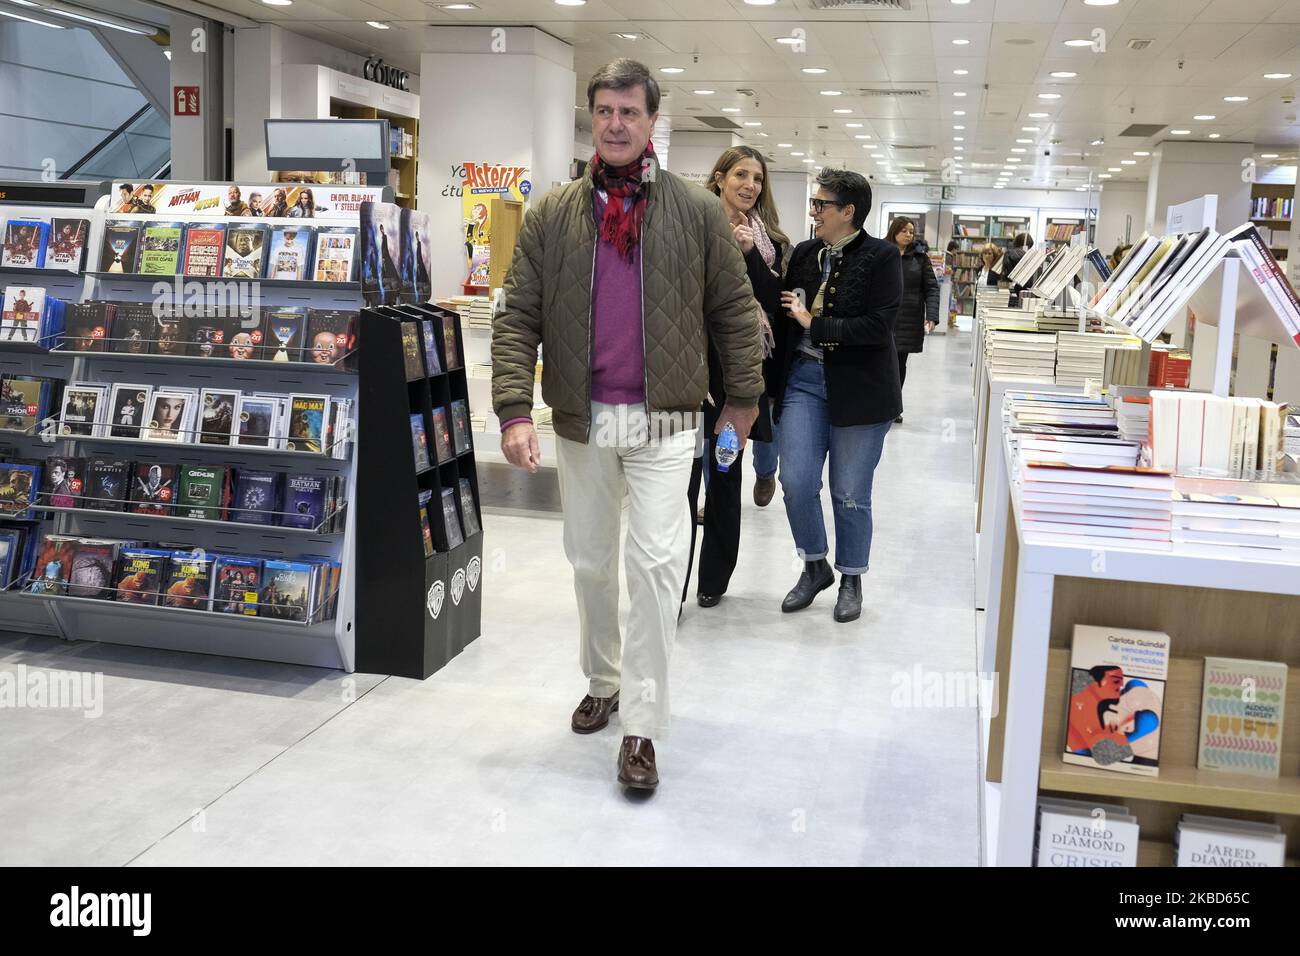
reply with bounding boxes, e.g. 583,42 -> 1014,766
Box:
590,142 -> 655,260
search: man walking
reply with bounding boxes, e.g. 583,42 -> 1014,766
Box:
493,58 -> 762,791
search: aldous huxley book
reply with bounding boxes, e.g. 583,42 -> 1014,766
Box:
1175,815 -> 1286,867
1197,657 -> 1287,778
1063,624 -> 1170,777
1034,798 -> 1139,868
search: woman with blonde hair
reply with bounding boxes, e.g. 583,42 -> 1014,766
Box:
683,145 -> 789,610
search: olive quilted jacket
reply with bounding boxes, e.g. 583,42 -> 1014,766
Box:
491,166 -> 764,444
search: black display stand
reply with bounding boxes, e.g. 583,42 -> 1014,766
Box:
355,304 -> 483,679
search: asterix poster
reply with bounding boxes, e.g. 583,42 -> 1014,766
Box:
461,163 -> 530,290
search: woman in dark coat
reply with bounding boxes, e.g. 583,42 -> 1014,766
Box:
886,217 -> 939,423
683,145 -> 789,609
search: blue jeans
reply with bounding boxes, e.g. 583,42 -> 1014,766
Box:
778,356 -> 891,575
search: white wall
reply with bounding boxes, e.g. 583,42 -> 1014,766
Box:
1145,140 -> 1253,234
768,170 -> 812,249
664,130 -> 740,187
1095,181 -> 1147,254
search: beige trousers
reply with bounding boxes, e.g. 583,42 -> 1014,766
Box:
555,402 -> 698,740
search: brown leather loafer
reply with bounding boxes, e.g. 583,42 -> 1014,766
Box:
753,475 -> 776,508
617,736 -> 659,790
571,691 -> 619,734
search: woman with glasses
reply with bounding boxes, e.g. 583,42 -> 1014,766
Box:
886,216 -> 939,424
773,169 -> 902,624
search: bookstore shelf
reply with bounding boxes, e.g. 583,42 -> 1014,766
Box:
0,342 -> 55,355
34,503 -> 347,537
58,432 -> 346,459
84,271 -> 361,292
50,345 -> 357,372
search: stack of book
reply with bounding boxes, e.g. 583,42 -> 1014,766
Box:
1110,386 -> 1154,447
1147,346 -> 1191,388
985,329 -> 1057,383
1055,332 -> 1136,387
981,305 -> 1041,330
1176,815 -> 1286,867
1017,451 -> 1173,550
1036,311 -> 1084,334
1169,485 -> 1300,561
1034,797 -> 1139,867
1150,392 -> 1286,477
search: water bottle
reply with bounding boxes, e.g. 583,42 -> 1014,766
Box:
715,422 -> 740,473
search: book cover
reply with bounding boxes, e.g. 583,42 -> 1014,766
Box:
68,539 -> 117,599
64,302 -> 111,351
106,302 -> 154,354
58,385 -> 106,438
143,390 -> 192,442
458,477 -> 480,537
419,505 -> 434,557
222,225 -> 268,279
100,223 -> 141,273
1176,817 -> 1286,867
83,457 -> 130,512
180,312 -> 232,359
441,487 -> 463,549
181,224 -> 226,277
1035,804 -> 1139,867
312,228 -> 357,282
430,407 -> 453,463
45,218 -> 89,272
442,313 -> 461,370
230,469 -> 280,525
260,559 -> 313,621
282,473 -> 327,530
1,286 -> 45,343
150,311 -> 184,357
37,456 -> 84,509
178,463 -> 227,520
28,534 -> 76,595
2,219 -> 49,268
198,388 -> 238,445
1064,624 -> 1170,777
0,376 -> 46,432
261,307 -> 307,362
286,394 -> 327,453
129,462 -> 177,516
235,395 -> 277,448
138,224 -> 183,275
107,383 -> 151,439
421,321 -> 443,376
0,463 -> 39,518
304,309 -> 353,365
266,225 -> 314,280
213,556 -> 262,616
400,322 -> 425,380
451,400 -> 471,454
113,548 -> 169,604
0,529 -> 19,587
411,413 -> 430,470
162,552 -> 213,610
1197,657 -> 1287,778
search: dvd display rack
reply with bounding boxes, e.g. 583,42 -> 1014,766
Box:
354,304 -> 483,679
0,179 -> 391,671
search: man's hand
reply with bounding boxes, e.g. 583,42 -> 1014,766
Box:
924,319 -> 936,334
501,420 -> 541,473
714,403 -> 760,451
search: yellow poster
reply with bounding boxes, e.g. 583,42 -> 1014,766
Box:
462,163 -> 530,289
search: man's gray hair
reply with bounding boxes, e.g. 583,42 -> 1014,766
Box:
587,58 -> 660,115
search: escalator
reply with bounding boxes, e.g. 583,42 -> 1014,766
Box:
60,103 -> 170,182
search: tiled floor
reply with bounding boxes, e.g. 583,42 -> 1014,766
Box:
1,332 -> 981,866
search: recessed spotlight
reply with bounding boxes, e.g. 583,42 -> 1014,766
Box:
693,89 -> 715,95
554,0 -> 586,5
1016,138 -> 1032,144
1108,166 -> 1121,172
1064,39 -> 1094,47
1038,93 -> 1062,100
952,0 -> 971,5
1005,158 -> 1022,163
802,67 -> 828,74
260,0 -> 292,5
854,134 -> 871,139
845,123 -> 864,128
613,32 -> 641,40
1209,133 -> 1221,138
791,151 -> 805,156
439,3 -> 478,8
953,69 -> 969,76
1121,159 -> 1137,165
1171,129 -> 1190,135
1133,150 -> 1150,156
366,20 -> 389,28
1090,139 -> 1105,146
1075,186 -> 1087,192
1010,147 -> 1026,153
775,36 -> 803,45
820,90 -> 843,96
660,67 -> 684,74
833,108 -> 853,114
1050,71 -> 1077,79
802,158 -> 815,164
1193,114 -> 1216,121
1098,173 -> 1112,178
777,143 -> 793,148
1264,73 -> 1293,80
1224,95 -> 1249,102
721,107 -> 740,113
1028,112 -> 1049,118
954,146 -> 965,151
744,121 -> 762,127
744,0 -> 777,5
1021,126 -> 1040,132
954,91 -> 968,97
952,39 -> 970,46
1084,0 -> 1119,5
1262,152 -> 1280,159
954,136 -> 965,141
953,110 -> 967,116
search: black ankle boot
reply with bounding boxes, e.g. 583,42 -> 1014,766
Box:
834,574 -> 862,623
781,559 -> 835,613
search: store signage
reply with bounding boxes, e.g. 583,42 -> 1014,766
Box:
173,85 -> 200,116
461,162 -> 532,288
426,580 -> 445,620
110,182 -> 387,220
451,568 -> 466,607
363,57 -> 410,92
467,556 -> 481,592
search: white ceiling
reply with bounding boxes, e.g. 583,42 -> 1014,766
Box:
99,0 -> 1300,186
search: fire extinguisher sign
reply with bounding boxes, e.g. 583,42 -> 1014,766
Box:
174,86 -> 200,116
